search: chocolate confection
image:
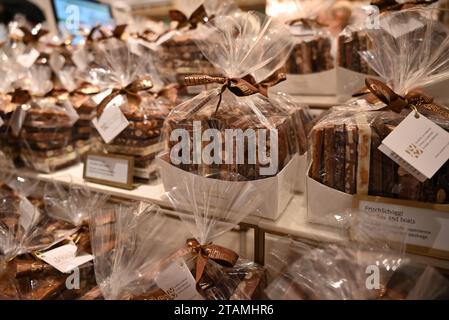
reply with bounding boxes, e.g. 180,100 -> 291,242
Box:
309,105 -> 449,203
338,31 -> 376,75
285,37 -> 334,75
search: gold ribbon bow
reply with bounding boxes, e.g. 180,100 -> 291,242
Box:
185,238 -> 239,283
96,77 -> 154,117
363,78 -> 449,119
184,71 -> 286,116
169,5 -> 212,30
371,0 -> 438,13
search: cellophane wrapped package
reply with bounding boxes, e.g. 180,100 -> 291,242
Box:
307,8 -> 449,258
0,176 -> 107,299
271,0 -> 336,95
157,0 -> 239,95
158,12 -> 306,219
265,211 -> 449,300
89,42 -> 178,180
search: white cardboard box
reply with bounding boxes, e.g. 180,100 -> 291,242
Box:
157,154 -> 299,220
270,69 -> 337,96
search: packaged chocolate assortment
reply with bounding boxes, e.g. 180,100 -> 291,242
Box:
337,30 -> 374,75
156,0 -> 239,93
89,175 -> 265,300
159,12 -> 311,181
264,237 -> 449,300
0,175 -> 106,300
90,43 -> 178,180
283,0 -> 335,75
309,9 -> 449,205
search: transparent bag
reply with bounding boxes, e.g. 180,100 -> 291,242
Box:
89,42 -> 175,180
159,12 -> 299,182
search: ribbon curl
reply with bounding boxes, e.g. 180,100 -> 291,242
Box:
185,238 -> 239,282
363,78 -> 449,119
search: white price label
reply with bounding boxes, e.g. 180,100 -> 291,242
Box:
155,260 -> 203,300
37,243 -> 94,273
379,112 -> 449,182
92,97 -> 129,144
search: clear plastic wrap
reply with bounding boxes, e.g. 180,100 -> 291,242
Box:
157,0 -> 240,92
279,0 -> 335,75
89,42 -> 176,180
159,12 -> 298,182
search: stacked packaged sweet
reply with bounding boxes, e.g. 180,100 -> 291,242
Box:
0,175 -> 107,300
87,175 -> 265,300
265,212 -> 449,300
156,0 -> 239,95
158,12 -> 312,219
307,9 -> 449,259
271,0 -> 336,95
90,43 -> 178,180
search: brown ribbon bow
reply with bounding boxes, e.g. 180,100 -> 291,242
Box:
169,5 -> 212,30
18,26 -> 49,44
363,78 -> 449,119
86,24 -> 127,43
184,71 -> 286,115
371,0 -> 438,13
185,238 -> 239,282
96,77 -> 153,117
288,18 -> 328,29
10,89 -> 32,105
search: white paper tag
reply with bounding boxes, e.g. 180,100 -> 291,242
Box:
62,101 -> 80,125
379,112 -> 449,182
91,89 -> 113,105
155,260 -> 203,300
17,48 -> 40,68
37,243 -> 94,273
92,97 -> 129,144
19,197 -> 41,231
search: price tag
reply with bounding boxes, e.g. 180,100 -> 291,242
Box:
155,260 -> 203,300
83,153 -> 134,189
37,243 -> 94,273
92,96 -> 129,144
379,112 -> 449,182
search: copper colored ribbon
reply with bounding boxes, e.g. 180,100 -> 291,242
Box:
96,77 -> 154,117
18,26 -> 49,44
371,0 -> 438,13
364,78 -> 449,119
288,18 -> 328,29
184,71 -> 286,115
169,4 -> 213,30
185,238 -> 239,283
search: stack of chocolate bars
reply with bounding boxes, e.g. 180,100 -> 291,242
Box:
165,101 -> 309,180
337,31 -> 376,75
102,99 -> 171,179
309,106 -> 449,203
0,101 -> 20,168
20,100 -> 78,173
285,37 -> 334,74
159,35 -> 222,93
72,98 -> 97,158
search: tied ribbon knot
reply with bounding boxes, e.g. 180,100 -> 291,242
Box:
169,5 -> 212,30
185,238 -> 239,283
184,71 -> 286,115
15,26 -> 49,44
371,0 -> 438,13
96,77 -> 154,117
363,78 -> 449,119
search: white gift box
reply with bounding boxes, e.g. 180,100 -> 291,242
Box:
271,69 -> 337,96
157,153 -> 299,220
